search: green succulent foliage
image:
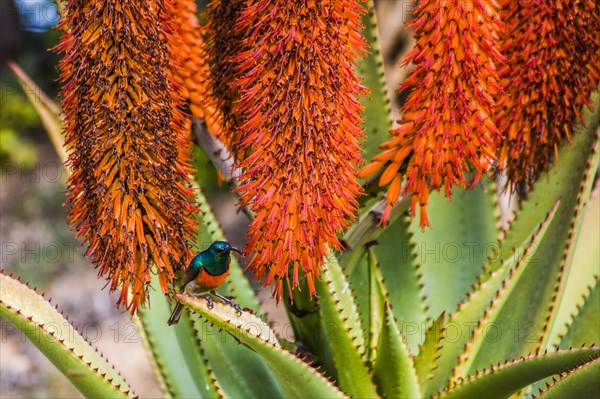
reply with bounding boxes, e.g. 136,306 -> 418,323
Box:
356,0 -> 394,163
436,347 -> 600,399
535,358 -> 600,399
0,273 -> 132,398
4,3 -> 600,399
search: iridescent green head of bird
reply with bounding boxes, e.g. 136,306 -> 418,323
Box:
209,241 -> 242,255
206,240 -> 242,261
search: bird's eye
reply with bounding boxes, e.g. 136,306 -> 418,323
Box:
216,247 -> 223,253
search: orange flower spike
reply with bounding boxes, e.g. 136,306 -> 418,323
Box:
234,1 -> 367,300
360,0 -> 503,229
205,0 -> 247,159
497,0 -> 600,188
56,0 -> 198,314
173,0 -> 226,144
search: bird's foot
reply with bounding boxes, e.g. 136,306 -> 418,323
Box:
199,294 -> 214,309
211,291 -> 243,316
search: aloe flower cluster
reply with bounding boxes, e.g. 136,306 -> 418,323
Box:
57,0 -> 198,313
174,0 -> 225,143
360,0 -> 503,229
205,0 -> 246,158
497,0 -> 600,187
231,1 -> 367,299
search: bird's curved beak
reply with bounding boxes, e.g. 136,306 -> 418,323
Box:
229,246 -> 243,256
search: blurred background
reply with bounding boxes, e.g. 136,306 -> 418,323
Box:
0,1 -> 418,397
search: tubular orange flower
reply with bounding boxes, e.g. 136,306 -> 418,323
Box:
174,0 -> 225,143
234,1 -> 367,300
360,0 -> 503,229
205,0 -> 246,158
56,0 -> 198,314
497,0 -> 600,188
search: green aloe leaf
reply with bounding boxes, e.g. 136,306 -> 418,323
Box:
492,93 -> 599,271
284,279 -> 338,382
435,347 -> 600,399
373,302 -> 421,398
365,246 -> 386,364
415,312 -> 446,388
356,245 -> 421,398
451,204 -> 570,379
409,183 -> 500,319
474,92 -> 600,368
314,255 -> 380,398
348,212 -> 427,355
357,0 -> 394,163
138,280 -> 221,399
289,193 -> 409,380
192,317 -> 285,399
343,251 -> 374,365
7,60 -> 68,165
177,294 -> 348,399
340,196 -> 426,356
423,201 -> 559,397
560,279 -> 600,349
549,185 -> 600,346
536,358 -> 600,399
531,279 -> 599,399
0,271 -> 132,398
377,215 -> 428,354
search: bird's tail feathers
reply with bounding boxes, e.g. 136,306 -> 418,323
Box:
167,302 -> 184,326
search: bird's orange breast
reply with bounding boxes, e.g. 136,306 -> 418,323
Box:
194,267 -> 228,292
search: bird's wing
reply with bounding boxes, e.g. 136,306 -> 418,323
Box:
179,259 -> 202,292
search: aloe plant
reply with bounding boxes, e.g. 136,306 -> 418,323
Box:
2,2 -> 599,398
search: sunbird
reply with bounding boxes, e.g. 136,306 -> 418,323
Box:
167,241 -> 243,325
